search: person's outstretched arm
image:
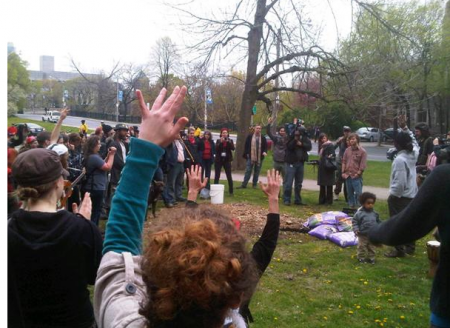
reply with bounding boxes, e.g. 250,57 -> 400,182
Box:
103,87 -> 188,255
50,108 -> 70,144
251,169 -> 281,274
369,164 -> 450,245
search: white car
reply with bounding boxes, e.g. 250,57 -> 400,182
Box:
42,111 -> 60,123
356,127 -> 380,142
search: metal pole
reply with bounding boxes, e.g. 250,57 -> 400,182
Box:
116,77 -> 119,122
204,88 -> 207,130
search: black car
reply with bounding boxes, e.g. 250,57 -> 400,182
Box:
382,128 -> 394,142
24,123 -> 45,136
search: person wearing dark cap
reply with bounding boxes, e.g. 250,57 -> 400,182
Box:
333,126 -> 351,201
8,148 -> 102,328
105,123 -> 129,211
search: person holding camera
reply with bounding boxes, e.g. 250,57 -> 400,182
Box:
283,126 -> 312,205
267,117 -> 287,178
238,125 -> 268,189
432,131 -> 450,166
214,128 -> 235,195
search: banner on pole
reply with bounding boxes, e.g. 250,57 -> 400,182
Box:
118,90 -> 123,102
206,88 -> 213,105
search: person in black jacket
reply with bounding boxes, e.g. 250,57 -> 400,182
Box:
317,133 -> 336,205
9,148 -> 103,328
369,164 -> 450,328
214,128 -> 235,195
283,126 -> 312,205
238,125 -> 268,189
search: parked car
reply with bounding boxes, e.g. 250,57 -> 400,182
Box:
382,128 -> 394,142
356,127 -> 380,142
42,111 -> 60,123
26,123 -> 45,136
264,135 -> 273,151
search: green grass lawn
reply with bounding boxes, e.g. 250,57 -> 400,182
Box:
195,184 -> 433,328
7,116 -> 94,134
244,151 -> 392,189
89,178 -> 432,328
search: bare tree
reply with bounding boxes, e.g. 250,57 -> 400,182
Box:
118,63 -> 149,121
173,0 -> 347,169
70,58 -> 121,114
151,37 -> 180,89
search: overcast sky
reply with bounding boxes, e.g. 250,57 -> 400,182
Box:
5,0 -> 353,73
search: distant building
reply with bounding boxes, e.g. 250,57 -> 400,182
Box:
7,42 -> 15,55
28,55 -> 98,81
40,55 -> 54,72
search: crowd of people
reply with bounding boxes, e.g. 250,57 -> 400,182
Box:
6,87 -> 450,327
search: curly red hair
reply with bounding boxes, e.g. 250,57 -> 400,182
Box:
140,206 -> 258,328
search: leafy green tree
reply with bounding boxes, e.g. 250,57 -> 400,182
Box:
7,52 -> 30,116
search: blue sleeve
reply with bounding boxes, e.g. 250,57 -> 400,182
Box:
103,138 -> 164,255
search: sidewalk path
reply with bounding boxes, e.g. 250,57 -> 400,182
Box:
229,172 -> 390,200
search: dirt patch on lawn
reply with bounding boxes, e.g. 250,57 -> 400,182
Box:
148,202 -> 308,237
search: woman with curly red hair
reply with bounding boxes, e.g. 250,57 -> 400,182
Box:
94,87 -> 281,328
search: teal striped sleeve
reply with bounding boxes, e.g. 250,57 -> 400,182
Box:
103,137 -> 164,255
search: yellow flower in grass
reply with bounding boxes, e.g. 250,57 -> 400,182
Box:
348,311 -> 354,315
323,316 -> 328,320
400,315 -> 405,320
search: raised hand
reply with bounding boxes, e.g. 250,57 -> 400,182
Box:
59,107 -> 70,121
259,169 -> 281,214
186,165 -> 208,201
72,192 -> 92,220
259,169 -> 281,200
136,87 -> 189,147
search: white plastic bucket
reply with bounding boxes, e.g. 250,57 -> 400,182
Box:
210,184 -> 225,204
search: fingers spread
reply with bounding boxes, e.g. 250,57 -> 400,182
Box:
167,86 -> 187,117
151,88 -> 168,111
136,90 -> 149,118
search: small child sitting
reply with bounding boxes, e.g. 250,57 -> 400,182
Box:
352,192 -> 381,264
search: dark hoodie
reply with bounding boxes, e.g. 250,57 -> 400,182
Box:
8,209 -> 103,328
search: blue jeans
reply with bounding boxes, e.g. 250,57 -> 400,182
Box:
345,177 -> 363,207
164,162 -> 184,204
242,158 -> 263,187
283,162 -> 304,204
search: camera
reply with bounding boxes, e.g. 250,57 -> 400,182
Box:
437,135 -> 450,145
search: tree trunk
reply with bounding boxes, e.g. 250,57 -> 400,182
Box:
234,0 -> 267,170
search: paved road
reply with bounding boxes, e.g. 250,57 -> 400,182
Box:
16,112 -> 391,162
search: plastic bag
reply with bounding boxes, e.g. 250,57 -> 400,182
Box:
308,224 -> 337,240
329,232 -> 358,248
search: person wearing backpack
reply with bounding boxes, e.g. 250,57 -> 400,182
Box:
384,118 -> 419,258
